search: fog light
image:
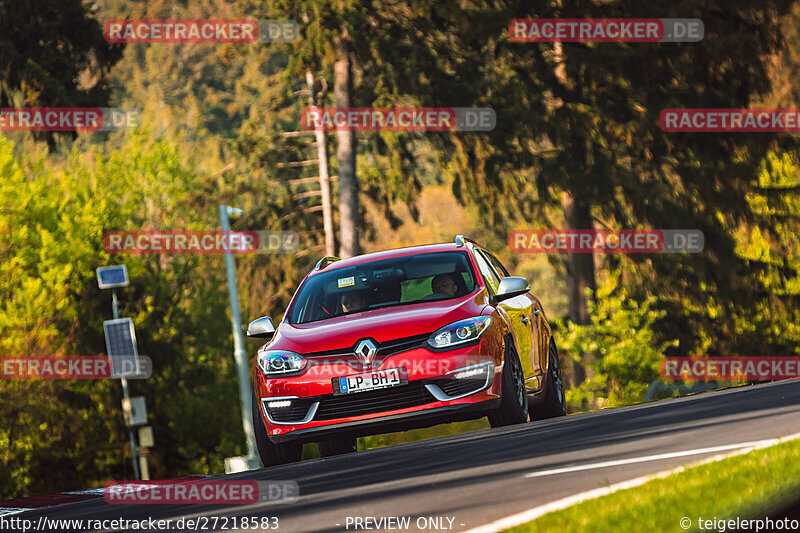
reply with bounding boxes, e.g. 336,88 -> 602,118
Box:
453,367 -> 486,379
268,400 -> 292,408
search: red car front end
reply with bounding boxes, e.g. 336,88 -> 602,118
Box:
251,244 -> 506,448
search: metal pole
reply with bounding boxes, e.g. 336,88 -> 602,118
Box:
219,206 -> 258,467
113,288 -> 140,480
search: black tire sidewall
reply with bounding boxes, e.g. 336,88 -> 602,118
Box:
252,391 -> 273,466
490,341 -> 529,426
549,339 -> 567,415
533,338 -> 566,420
252,389 -> 302,466
509,346 -> 530,419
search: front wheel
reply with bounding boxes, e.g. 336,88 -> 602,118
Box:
488,341 -> 529,427
252,390 -> 303,467
532,337 -> 567,420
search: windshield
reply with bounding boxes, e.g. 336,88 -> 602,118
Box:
288,251 -> 477,324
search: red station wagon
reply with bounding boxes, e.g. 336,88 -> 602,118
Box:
248,236 -> 566,465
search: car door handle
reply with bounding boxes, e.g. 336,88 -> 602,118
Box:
521,316 -> 530,324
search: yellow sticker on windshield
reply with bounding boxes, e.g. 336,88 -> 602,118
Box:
337,276 -> 355,288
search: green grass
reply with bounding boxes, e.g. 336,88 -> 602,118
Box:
506,436 -> 800,532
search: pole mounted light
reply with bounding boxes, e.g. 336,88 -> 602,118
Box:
96,264 -> 141,480
219,205 -> 260,469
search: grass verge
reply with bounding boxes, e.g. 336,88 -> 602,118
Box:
507,435 -> 800,532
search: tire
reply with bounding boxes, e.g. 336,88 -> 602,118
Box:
252,390 -> 303,467
488,340 -> 529,427
318,434 -> 357,457
532,337 -> 567,420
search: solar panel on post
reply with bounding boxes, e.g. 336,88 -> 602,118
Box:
103,318 -> 140,378
96,265 -> 129,289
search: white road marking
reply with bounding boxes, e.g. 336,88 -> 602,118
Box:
0,508 -> 31,517
523,441 -> 775,478
464,432 -> 800,533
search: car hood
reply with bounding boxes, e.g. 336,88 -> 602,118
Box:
264,291 -> 487,354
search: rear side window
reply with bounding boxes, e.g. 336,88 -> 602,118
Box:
473,250 -> 501,295
483,251 -> 510,278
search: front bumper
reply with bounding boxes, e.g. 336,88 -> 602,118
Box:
254,343 -> 503,443
267,398 -> 501,443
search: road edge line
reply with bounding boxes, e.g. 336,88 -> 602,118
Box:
463,431 -> 800,533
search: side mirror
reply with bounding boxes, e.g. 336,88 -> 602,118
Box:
490,276 -> 530,305
247,316 -> 276,338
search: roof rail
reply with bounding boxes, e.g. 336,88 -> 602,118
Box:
314,256 -> 341,270
455,235 -> 478,247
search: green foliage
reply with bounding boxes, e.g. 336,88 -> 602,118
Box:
557,270 -> 677,410
4,0 -> 800,503
0,135 -> 125,495
334,0 -> 800,362
0,0 -> 123,146
0,132 -> 246,497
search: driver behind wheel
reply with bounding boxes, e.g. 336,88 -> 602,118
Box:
431,273 -> 459,297
340,290 -> 368,313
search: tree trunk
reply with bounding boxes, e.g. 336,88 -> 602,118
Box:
552,24 -> 597,390
561,191 -> 596,386
306,70 -> 336,257
334,28 -> 359,258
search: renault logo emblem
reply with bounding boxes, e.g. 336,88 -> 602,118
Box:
354,339 -> 377,367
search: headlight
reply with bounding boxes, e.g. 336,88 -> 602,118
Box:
256,350 -> 307,376
428,316 -> 492,349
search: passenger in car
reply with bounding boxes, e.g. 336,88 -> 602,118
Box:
431,273 -> 459,297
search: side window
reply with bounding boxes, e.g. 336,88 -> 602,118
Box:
484,251 -> 510,279
473,250 -> 501,294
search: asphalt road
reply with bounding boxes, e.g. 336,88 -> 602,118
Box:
12,380 -> 800,533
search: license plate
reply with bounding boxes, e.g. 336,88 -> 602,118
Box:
333,367 -> 407,395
